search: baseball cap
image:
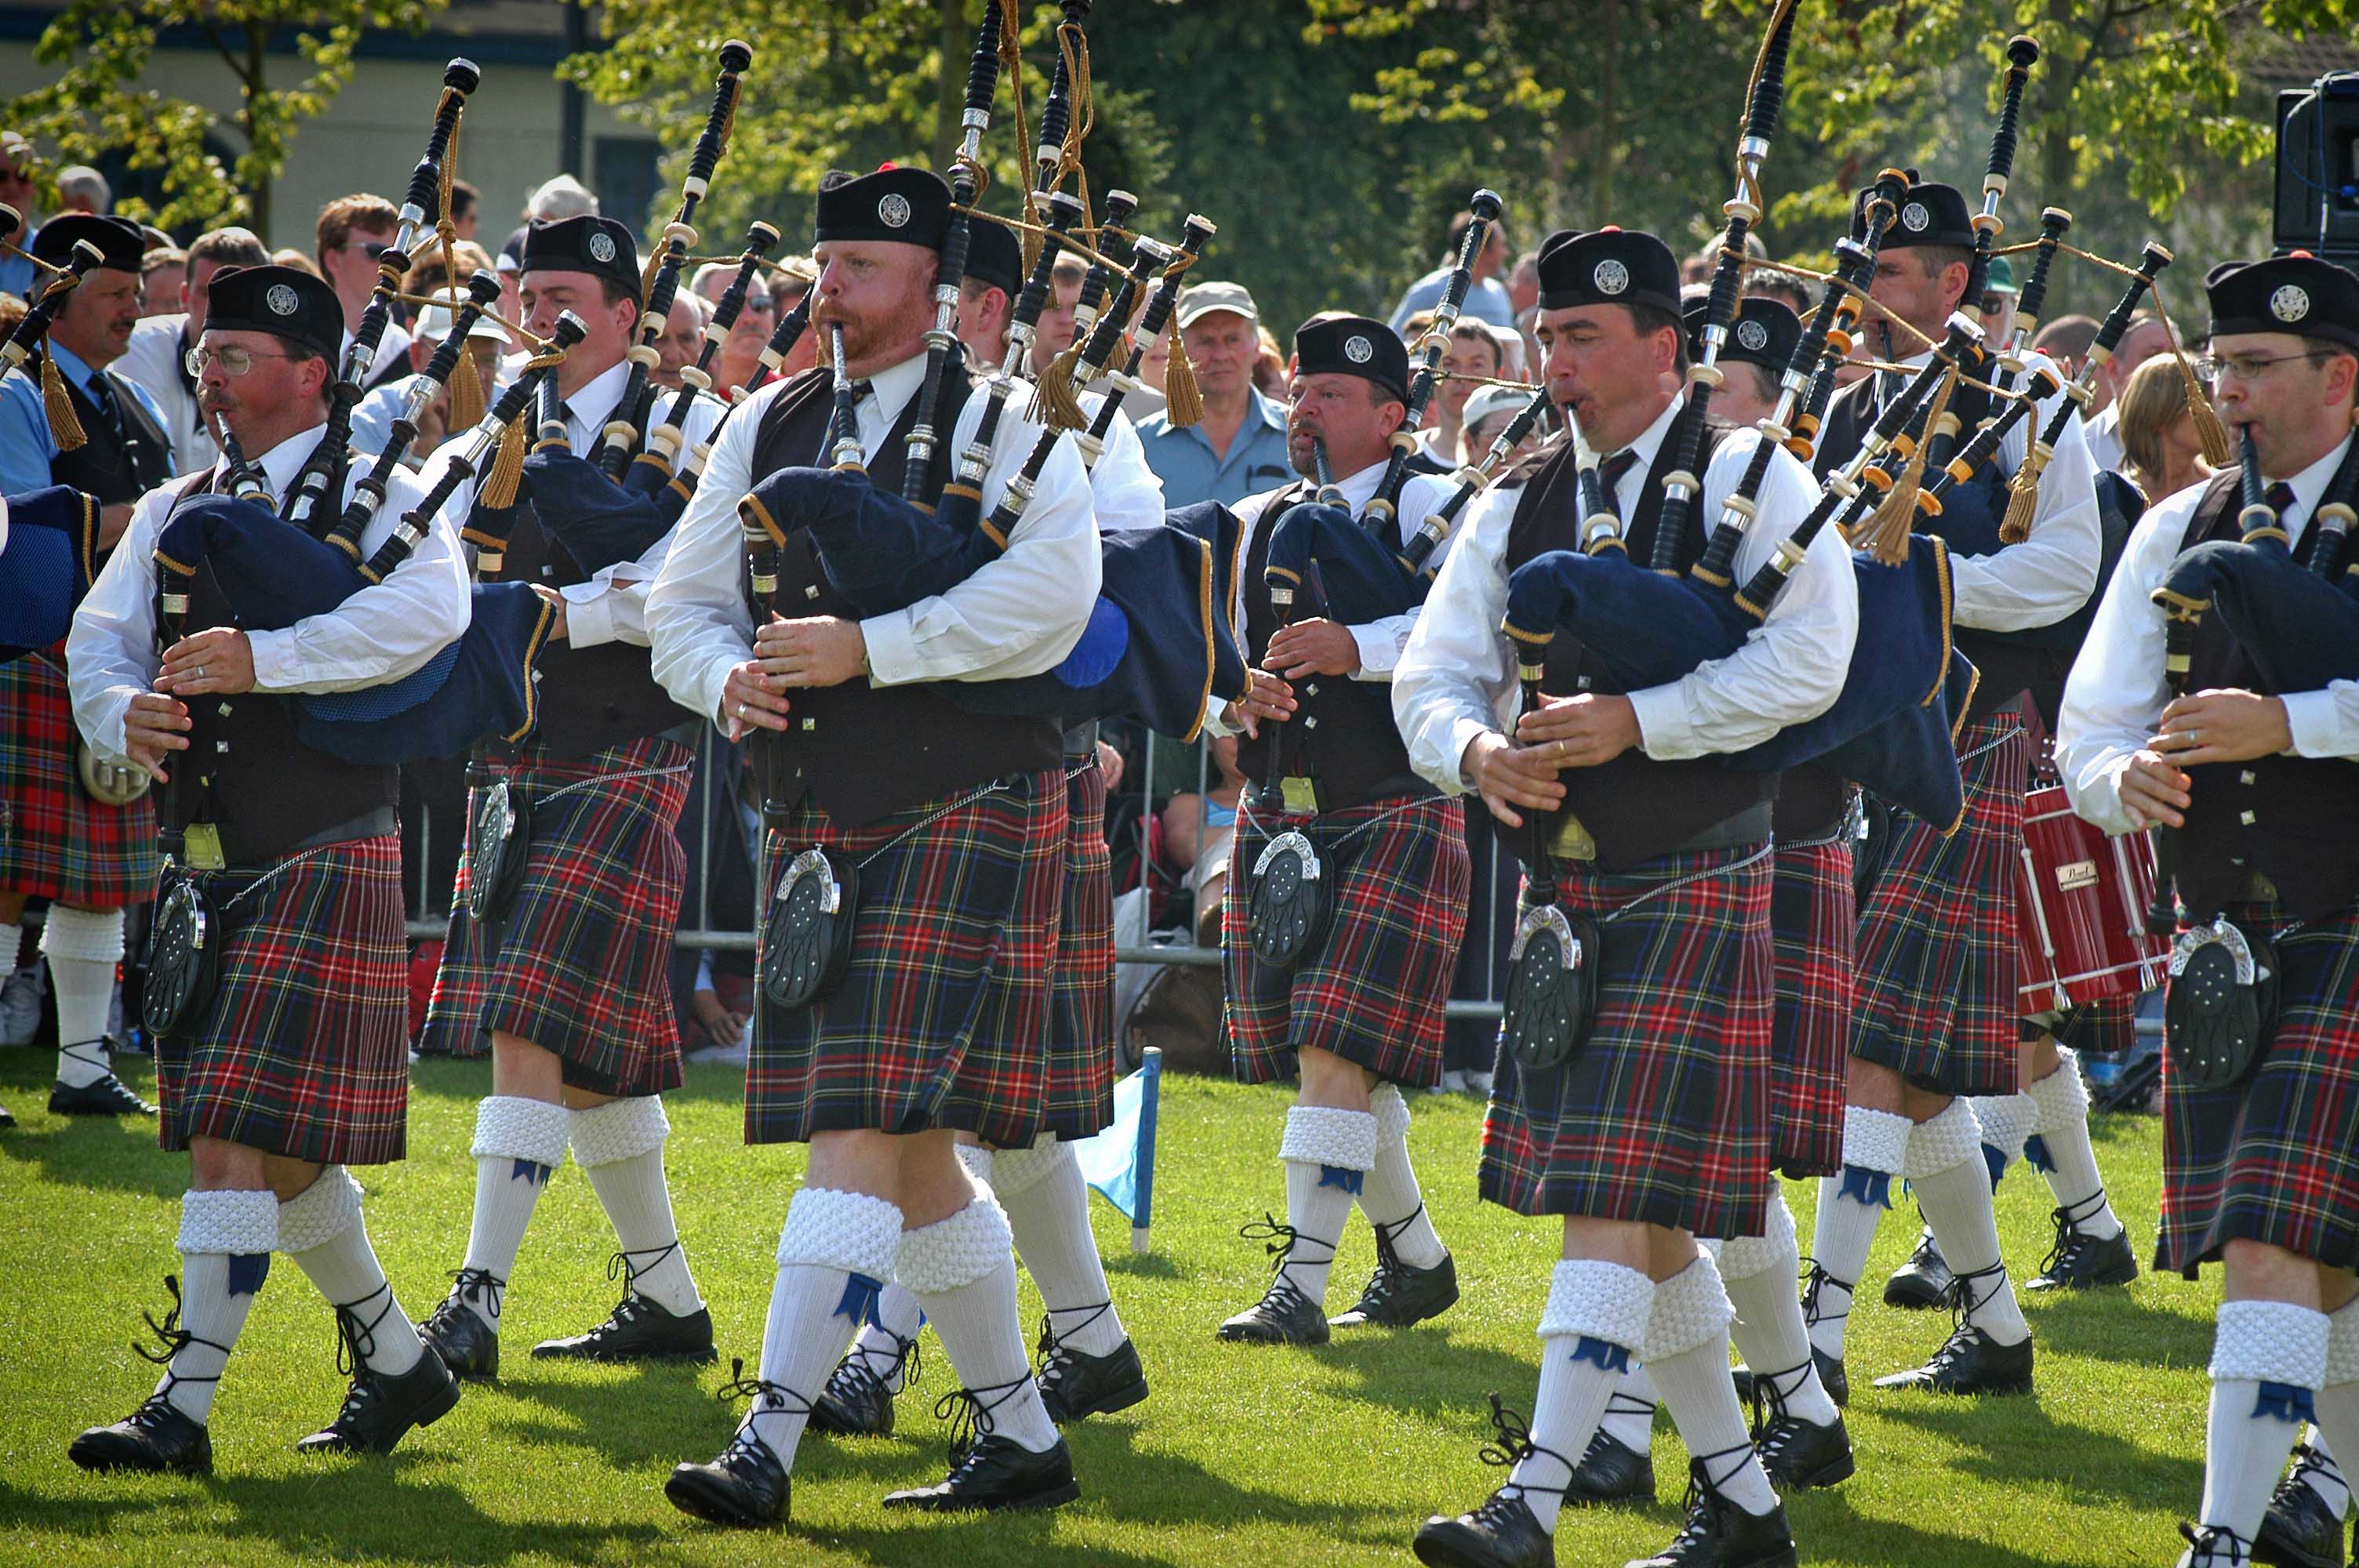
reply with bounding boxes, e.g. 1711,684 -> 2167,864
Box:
1175,280 -> 1259,332
414,303 -> 510,344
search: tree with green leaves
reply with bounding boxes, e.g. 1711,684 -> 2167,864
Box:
12,0 -> 446,241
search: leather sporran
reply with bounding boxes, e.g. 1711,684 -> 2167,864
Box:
77,740 -> 153,806
1247,828 -> 1333,969
760,847 -> 861,1011
2164,918 -> 2281,1091
1501,902 -> 1600,1073
463,778 -> 531,924
142,871 -> 222,1041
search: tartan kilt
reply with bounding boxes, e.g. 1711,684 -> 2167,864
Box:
159,834 -> 409,1165
747,769 -> 1067,1149
1770,834 -> 1853,1178
1223,793 -> 1470,1090
2157,896 -> 2359,1277
1043,757 -> 1117,1139
419,735 -> 691,1098
1850,713 -> 2028,1098
0,655 -> 158,906
1481,842 -> 1775,1240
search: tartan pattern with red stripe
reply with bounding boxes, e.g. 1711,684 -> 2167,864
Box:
420,735 -> 691,1097
1223,793 -> 1470,1090
747,769 -> 1067,1148
2157,896 -> 2359,1276
1481,843 -> 1775,1239
158,834 -> 409,1164
1770,835 -> 1852,1178
0,655 -> 159,906
1850,714 -> 2029,1098
1043,758 -> 1117,1139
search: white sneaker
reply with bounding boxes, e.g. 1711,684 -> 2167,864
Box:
1427,1069 -> 1470,1096
0,964 -> 45,1047
1463,1070 -> 1495,1099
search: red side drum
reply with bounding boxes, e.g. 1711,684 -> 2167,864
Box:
2016,786 -> 2171,1014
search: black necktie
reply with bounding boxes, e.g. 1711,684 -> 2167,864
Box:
1599,450 -> 1640,521
85,371 -> 125,443
2268,481 -> 2312,564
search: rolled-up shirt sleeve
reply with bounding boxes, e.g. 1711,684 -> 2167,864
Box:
646,383 -> 769,735
2057,498 -> 2193,834
67,483 -> 173,762
1948,353 -> 2101,633
1085,403 -> 1166,534
2281,683 -> 2359,760
1393,483 -> 1519,796
555,393 -> 727,651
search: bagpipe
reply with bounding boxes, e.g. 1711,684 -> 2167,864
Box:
149,314 -> 588,771
1362,187 -> 1504,535
286,57 -> 481,553
0,201 -> 110,455
0,485 -> 101,662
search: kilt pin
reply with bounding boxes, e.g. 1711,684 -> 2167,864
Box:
2157,895 -> 2359,1277
0,655 -> 159,906
420,735 -> 692,1098
1223,793 -> 1470,1091
1850,713 -> 2030,1099
1042,757 -> 1117,1140
746,768 -> 1067,1149
157,835 -> 410,1166
1481,841 -> 1776,1240
1768,833 -> 1854,1180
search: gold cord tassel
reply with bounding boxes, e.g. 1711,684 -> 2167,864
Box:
2146,278 -> 2231,468
1030,349 -> 1091,431
1999,436 -> 2051,543
1860,365 -> 1955,565
446,340 -> 487,432
40,354 -> 85,451
1161,340 -> 1205,429
1020,197 -> 1045,279
480,412 -> 529,509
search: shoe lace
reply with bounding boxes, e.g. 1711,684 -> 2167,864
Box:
829,1324 -> 921,1406
1799,1258 -> 1852,1330
331,1282 -> 400,1386
2178,1520 -> 2252,1565
59,1037 -> 113,1079
1743,1356 -> 1811,1449
1942,1258 -> 2012,1344
1665,1449 -> 1754,1550
1240,1212 -> 1336,1307
439,1265 -> 507,1326
2037,1192 -> 2112,1279
2288,1439 -> 2346,1499
1352,1207 -> 1428,1308
716,1356 -> 805,1471
1906,1226 -> 1942,1268
1473,1392 -> 1572,1515
133,1273 -> 229,1402
606,1240 -> 682,1305
1034,1301 -> 1114,1378
931,1374 -> 1032,1465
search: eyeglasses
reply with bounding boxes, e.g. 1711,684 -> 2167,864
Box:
185,345 -> 300,378
1979,293 -> 2011,315
338,241 -> 392,260
2195,350 -> 2330,383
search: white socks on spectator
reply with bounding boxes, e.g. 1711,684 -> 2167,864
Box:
156,1189 -> 278,1423
42,906 -> 122,1088
747,1186 -> 903,1470
2027,1049 -> 2123,1240
278,1167 -> 423,1377
1808,1105 -> 1910,1362
1274,1105 -> 1376,1308
1518,1260 -> 1655,1534
898,1193 -> 1060,1454
1360,1085 -> 1448,1270
1719,1192 -> 1841,1428
995,1136 -> 1129,1359
1649,1253 -> 1780,1518
569,1096 -> 702,1317
2203,1300 -> 2331,1546
459,1095 -> 570,1330
1906,1098 -> 2030,1348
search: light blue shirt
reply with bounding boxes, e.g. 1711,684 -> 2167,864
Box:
348,372 -> 423,463
0,223 -> 37,302
0,338 -> 173,495
1132,386 -> 1292,512
1386,265 -> 1517,336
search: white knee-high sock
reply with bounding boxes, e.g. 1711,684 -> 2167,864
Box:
2295,1426 -> 2354,1520
994,1136 -> 1128,1358
278,1167 -> 423,1377
2310,1299 -> 2359,1518
2026,1049 -> 2123,1240
1808,1105 -> 1910,1360
1906,1098 -> 2030,1347
1358,1085 -> 1448,1269
1273,1105 -> 1376,1307
459,1095 -> 571,1330
2203,1300 -> 2332,1546
744,1186 -> 904,1471
844,1283 -> 926,1393
42,906 -> 122,1087
569,1096 -> 702,1316
1719,1192 -> 1839,1428
1648,1253 -> 1781,1518
1515,1260 -> 1656,1534
1599,1362 -> 1659,1454
154,1189 -> 278,1422
900,1194 -> 1060,1454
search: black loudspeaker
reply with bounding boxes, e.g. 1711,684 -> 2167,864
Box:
2274,73 -> 2359,263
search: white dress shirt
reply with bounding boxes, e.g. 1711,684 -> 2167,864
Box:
117,313 -> 216,476
2082,401 -> 2125,474
422,358 -> 725,653
1394,396 -> 1858,793
2057,432 -> 2359,836
343,321 -> 413,389
1085,398 -> 1165,532
1870,347 -> 2100,632
647,347 -> 1100,737
68,423 -> 471,763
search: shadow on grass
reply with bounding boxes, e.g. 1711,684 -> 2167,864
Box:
1314,1328 -> 1550,1424
0,1056 -> 184,1199
2030,1290 -> 2212,1374
1104,1250 -> 1183,1281
483,1363 -> 746,1470
1063,1419 -> 1394,1542
1866,1384 -> 2203,1508
1784,1486 -> 2125,1568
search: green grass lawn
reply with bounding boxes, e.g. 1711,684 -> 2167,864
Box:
0,1052 -> 2221,1567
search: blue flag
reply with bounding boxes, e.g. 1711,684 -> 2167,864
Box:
1074,1047 -> 1162,1254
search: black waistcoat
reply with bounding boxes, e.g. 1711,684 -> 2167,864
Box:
169,475 -> 399,866
742,363 -> 1060,828
49,362 -> 173,503
2170,470 -> 2359,921
1234,480 -> 1433,811
1503,416 -> 1777,872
